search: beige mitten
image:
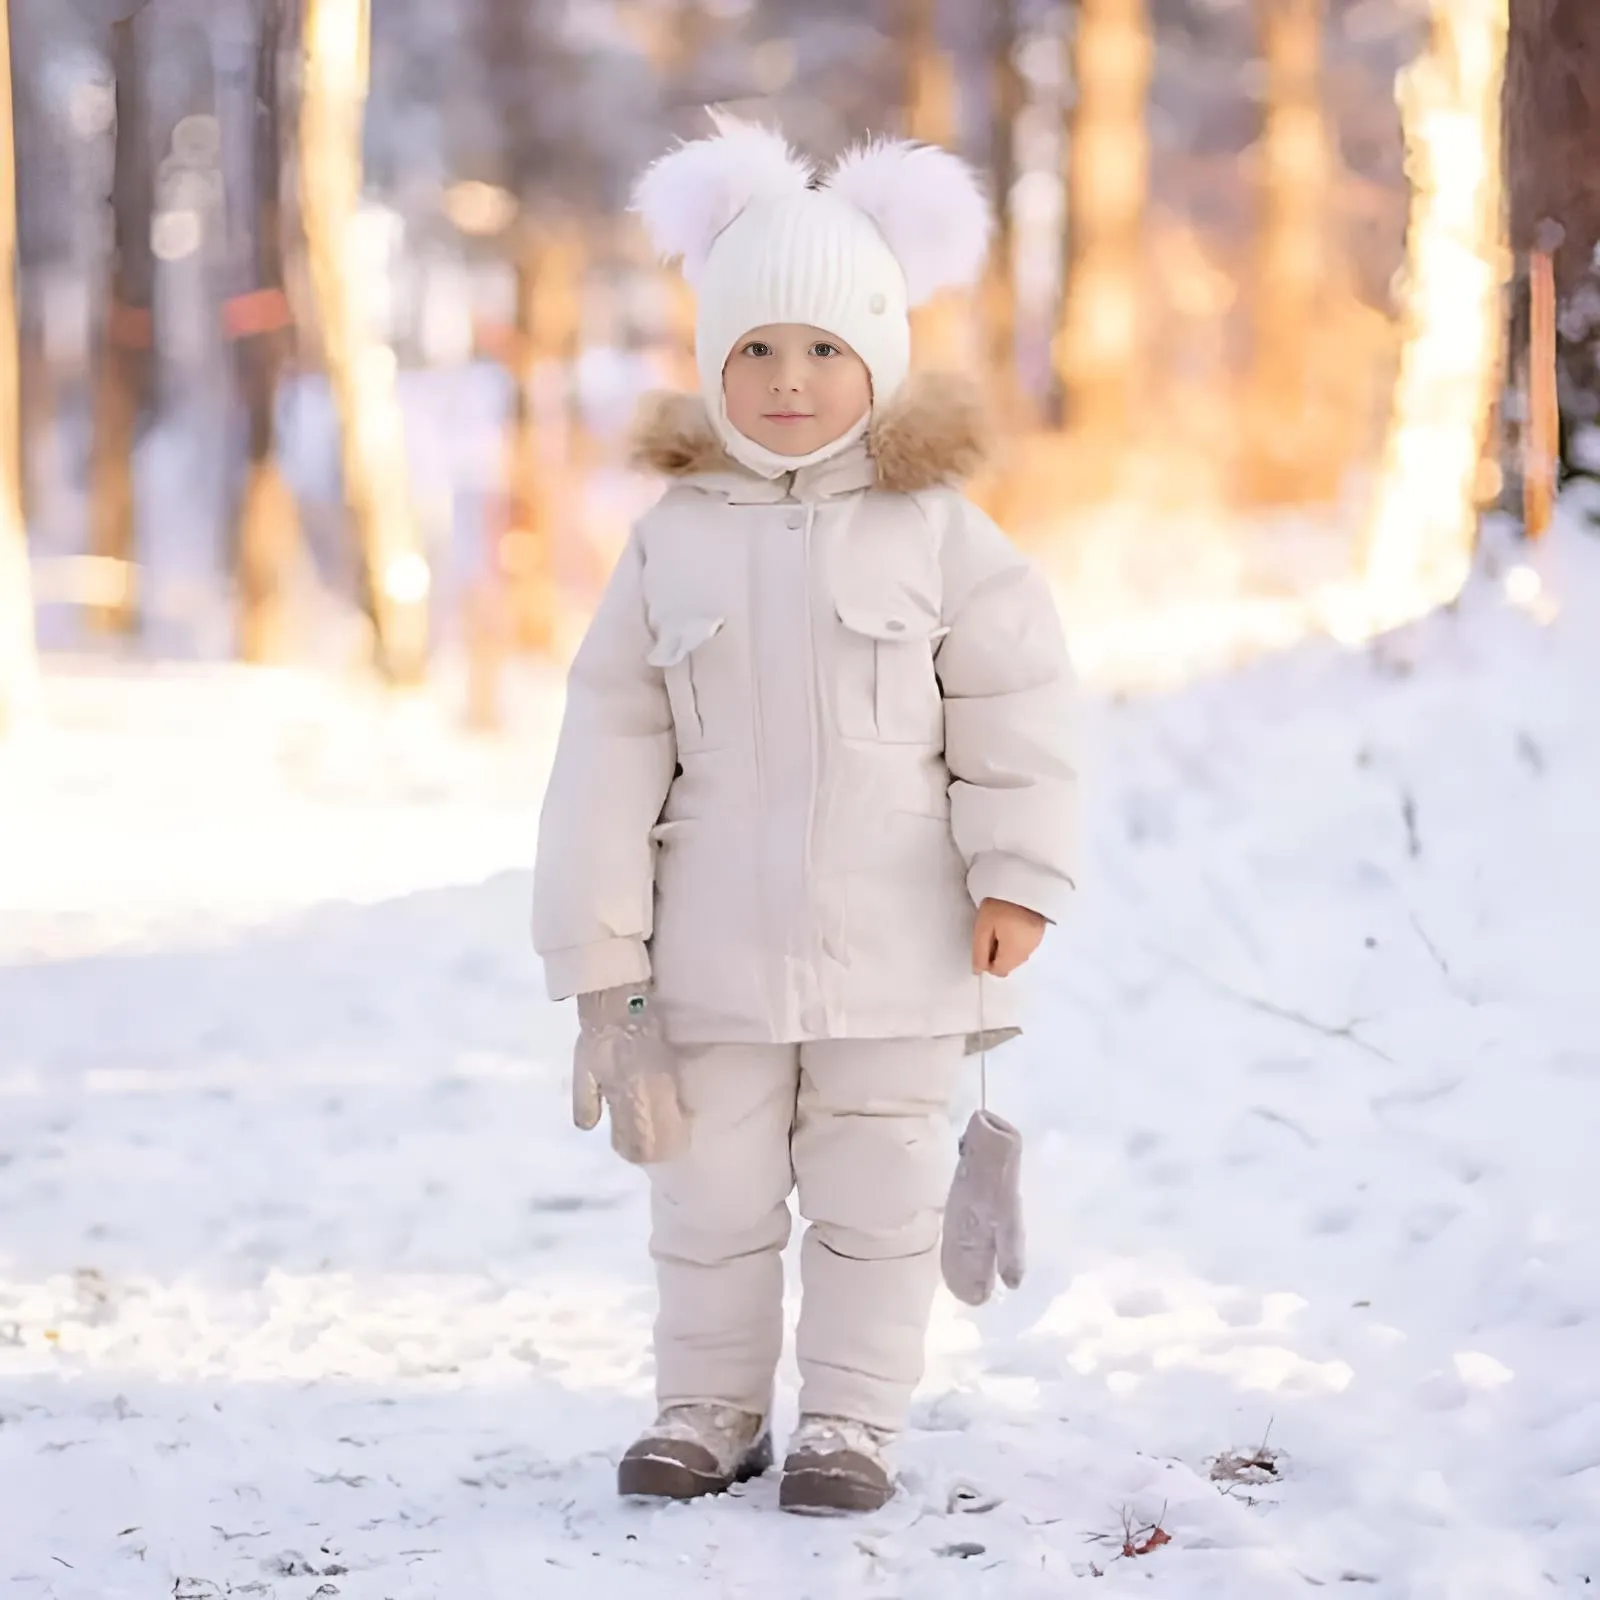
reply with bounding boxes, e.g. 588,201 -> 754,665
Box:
941,1110 -> 1025,1306
572,986 -> 687,1165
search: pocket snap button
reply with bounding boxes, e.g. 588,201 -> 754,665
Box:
786,512 -> 803,530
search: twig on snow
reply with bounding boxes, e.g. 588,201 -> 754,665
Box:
1156,947 -> 1392,1063
1406,911 -> 1479,1005
1406,912 -> 1452,980
1250,1107 -> 1318,1149
1399,789 -> 1421,859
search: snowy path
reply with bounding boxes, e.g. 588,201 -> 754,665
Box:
3,531 -> 1599,1598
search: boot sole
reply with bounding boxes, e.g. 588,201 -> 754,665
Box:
617,1432 -> 772,1501
779,1465 -> 894,1516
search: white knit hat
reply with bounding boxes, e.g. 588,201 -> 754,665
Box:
633,113 -> 991,475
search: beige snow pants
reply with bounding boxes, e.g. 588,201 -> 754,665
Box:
648,1037 -> 964,1434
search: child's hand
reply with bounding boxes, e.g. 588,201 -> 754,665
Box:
972,898 -> 1047,977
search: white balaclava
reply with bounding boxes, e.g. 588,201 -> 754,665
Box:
633,113 -> 992,479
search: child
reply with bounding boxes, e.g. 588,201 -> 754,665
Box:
533,115 -> 1078,1515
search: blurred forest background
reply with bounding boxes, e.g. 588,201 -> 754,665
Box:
0,0 -> 1580,725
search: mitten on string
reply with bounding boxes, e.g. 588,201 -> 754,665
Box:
941,1109 -> 1025,1306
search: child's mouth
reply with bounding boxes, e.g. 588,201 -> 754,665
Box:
763,412 -> 814,423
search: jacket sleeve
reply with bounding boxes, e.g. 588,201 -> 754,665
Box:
532,529 -> 676,999
935,494 -> 1080,921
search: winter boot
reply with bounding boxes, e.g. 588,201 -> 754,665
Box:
778,1414 -> 896,1515
617,1404 -> 772,1500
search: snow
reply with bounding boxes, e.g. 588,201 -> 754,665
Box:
3,514 -> 1599,1597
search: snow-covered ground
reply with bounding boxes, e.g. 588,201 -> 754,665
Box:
2,515 -> 1597,1599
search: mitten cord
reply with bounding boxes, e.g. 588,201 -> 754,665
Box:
978,973 -> 989,1112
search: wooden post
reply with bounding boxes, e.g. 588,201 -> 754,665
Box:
1054,0 -> 1152,494
0,0 -> 37,735
299,0 -> 428,683
1523,244 -> 1557,538
87,14 -> 157,637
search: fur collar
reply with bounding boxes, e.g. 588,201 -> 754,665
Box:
628,372 -> 990,493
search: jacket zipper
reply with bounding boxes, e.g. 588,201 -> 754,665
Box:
748,497 -> 772,1028
801,499 -> 824,1025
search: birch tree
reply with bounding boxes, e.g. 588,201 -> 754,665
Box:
1357,0 -> 1509,624
300,0 -> 428,682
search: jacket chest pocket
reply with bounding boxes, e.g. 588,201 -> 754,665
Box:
832,596 -> 948,744
647,615 -> 725,749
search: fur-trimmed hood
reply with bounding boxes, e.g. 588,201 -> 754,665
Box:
628,373 -> 991,494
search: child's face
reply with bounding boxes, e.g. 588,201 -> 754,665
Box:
721,323 -> 872,457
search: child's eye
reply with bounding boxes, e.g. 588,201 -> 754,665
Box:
811,342 -> 839,358
742,341 -> 772,358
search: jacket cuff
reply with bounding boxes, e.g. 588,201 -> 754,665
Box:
542,936 -> 652,1000
967,852 -> 1076,924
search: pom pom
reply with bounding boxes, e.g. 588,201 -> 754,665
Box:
631,110 -> 815,284
824,139 -> 992,305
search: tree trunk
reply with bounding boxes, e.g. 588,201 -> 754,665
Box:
299,0 -> 427,683
1505,0 -> 1600,302
1242,0 -> 1341,505
660,0 -> 712,388
984,0 -> 1027,424
899,0 -> 965,370
472,0 -> 583,666
1055,0 -> 1152,495
1502,0 -> 1600,522
663,0 -> 712,97
223,0 -> 301,663
87,14 -> 157,637
0,0 -> 36,736
899,0 -> 955,164
1356,0 -> 1509,625
502,221 -> 582,658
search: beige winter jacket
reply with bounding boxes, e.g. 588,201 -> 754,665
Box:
532,375 -> 1079,1047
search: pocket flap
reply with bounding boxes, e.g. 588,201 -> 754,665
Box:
834,600 -> 948,644
829,493 -> 945,644
647,615 -> 725,668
